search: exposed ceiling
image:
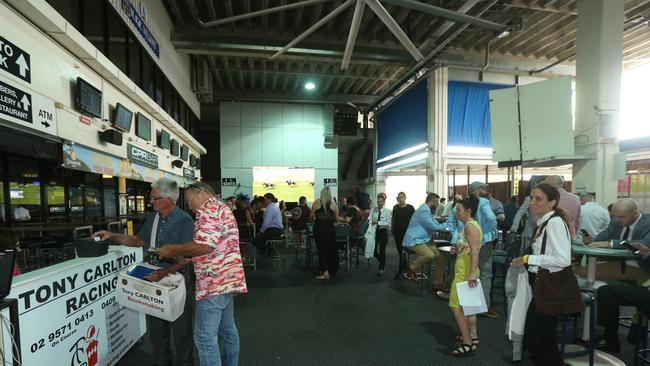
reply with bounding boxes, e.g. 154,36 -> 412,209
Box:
162,0 -> 650,107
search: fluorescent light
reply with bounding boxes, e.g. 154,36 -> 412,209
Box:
304,82 -> 316,90
378,152 -> 428,171
376,143 -> 428,164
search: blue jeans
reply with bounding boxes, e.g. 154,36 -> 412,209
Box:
194,293 -> 239,366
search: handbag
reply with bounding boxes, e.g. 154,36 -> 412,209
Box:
532,215 -> 584,316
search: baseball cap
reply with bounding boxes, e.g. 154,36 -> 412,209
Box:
469,181 -> 488,193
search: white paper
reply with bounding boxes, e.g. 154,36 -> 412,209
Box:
456,279 -> 488,316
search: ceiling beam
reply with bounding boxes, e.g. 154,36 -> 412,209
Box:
366,0 -> 423,61
205,0 -> 217,21
184,0 -> 200,23
381,0 -> 507,31
207,56 -> 225,90
341,0 -> 366,70
167,0 -> 186,26
269,0 -> 355,60
221,57 -> 235,90
418,0 -> 480,52
200,0 -> 333,28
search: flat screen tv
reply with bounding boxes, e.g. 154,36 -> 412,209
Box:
170,139 -> 179,156
180,145 -> 189,161
189,154 -> 197,167
112,103 -> 133,132
135,113 -> 151,141
196,157 -> 201,169
157,130 -> 170,149
76,77 -> 102,118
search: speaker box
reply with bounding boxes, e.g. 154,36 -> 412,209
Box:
172,159 -> 184,168
98,129 -> 123,146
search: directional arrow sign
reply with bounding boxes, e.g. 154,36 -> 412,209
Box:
0,35 -> 31,83
0,76 -> 57,136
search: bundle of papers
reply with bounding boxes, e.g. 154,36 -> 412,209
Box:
456,279 -> 488,316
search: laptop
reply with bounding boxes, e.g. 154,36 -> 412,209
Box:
0,249 -> 17,302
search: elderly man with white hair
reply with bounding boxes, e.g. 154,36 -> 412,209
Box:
94,177 -> 195,366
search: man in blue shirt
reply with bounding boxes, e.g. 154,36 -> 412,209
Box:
403,193 -> 449,291
94,178 -> 195,366
446,181 -> 498,317
253,192 -> 284,253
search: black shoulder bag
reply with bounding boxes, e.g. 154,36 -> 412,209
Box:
533,215 -> 584,316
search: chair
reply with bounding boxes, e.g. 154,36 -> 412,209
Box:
238,225 -> 256,272
634,312 -> 649,366
335,224 -> 351,271
304,223 -> 319,267
558,291 -> 596,365
492,233 -> 523,315
349,222 -> 369,270
265,235 -> 287,272
401,247 -> 431,295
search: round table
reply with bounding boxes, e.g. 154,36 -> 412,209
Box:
572,244 -> 639,288
572,244 -> 639,341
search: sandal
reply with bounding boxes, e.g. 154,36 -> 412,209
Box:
455,336 -> 479,345
316,272 -> 330,280
452,343 -> 476,357
407,267 -> 417,281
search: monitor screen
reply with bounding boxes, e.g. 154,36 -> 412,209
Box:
196,157 -> 201,169
0,249 -> 16,300
135,113 -> 151,141
157,130 -> 170,149
76,77 -> 102,118
189,154 -> 197,167
112,103 -> 133,132
170,139 -> 179,156
180,145 -> 189,161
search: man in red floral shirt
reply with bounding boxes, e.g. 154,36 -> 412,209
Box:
159,182 -> 247,366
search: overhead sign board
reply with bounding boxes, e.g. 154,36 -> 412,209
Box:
120,0 -> 159,57
0,77 -> 57,136
127,143 -> 158,169
0,35 -> 31,83
222,178 -> 236,187
183,167 -> 195,179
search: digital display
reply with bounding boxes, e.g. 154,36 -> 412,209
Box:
9,182 -> 41,205
76,77 -> 102,118
170,139 -> 179,156
253,167 -> 315,202
189,154 -> 197,167
112,103 -> 133,132
157,129 -> 170,149
135,113 -> 151,141
180,145 -> 189,161
9,190 -> 23,199
196,158 -> 201,169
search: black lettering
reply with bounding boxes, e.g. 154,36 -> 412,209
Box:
35,285 -> 51,303
103,262 -> 110,276
18,289 -> 35,309
84,268 -> 93,283
66,297 -> 78,314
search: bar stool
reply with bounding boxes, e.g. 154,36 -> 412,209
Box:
558,291 -> 596,365
401,248 -> 431,294
266,236 -> 286,272
634,312 -> 649,366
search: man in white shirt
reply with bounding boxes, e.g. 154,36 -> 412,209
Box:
577,194 -> 610,243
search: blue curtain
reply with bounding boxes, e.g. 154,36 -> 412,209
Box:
376,80 -> 428,160
447,81 -> 510,147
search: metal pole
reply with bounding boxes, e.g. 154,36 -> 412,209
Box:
341,0 -> 366,70
269,0 -> 354,60
366,0 -> 424,61
200,0 -> 335,28
381,0 -> 506,31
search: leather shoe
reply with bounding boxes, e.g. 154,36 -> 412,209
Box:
595,337 -> 620,353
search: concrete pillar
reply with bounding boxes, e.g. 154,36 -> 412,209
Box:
427,67 -> 448,196
572,0 -> 624,205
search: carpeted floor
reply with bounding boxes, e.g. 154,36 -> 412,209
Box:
117,239 -> 639,366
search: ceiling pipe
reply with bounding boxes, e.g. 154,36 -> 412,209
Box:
366,0 -> 424,61
269,0 -> 354,60
528,16 -> 650,75
341,0 -> 366,70
367,0 -> 500,111
483,40 -> 490,70
381,0 -> 506,32
199,0 -> 334,28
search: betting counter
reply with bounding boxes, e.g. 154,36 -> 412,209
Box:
6,246 -> 146,366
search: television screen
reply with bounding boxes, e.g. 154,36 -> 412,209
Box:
189,154 -> 197,167
180,145 -> 189,161
135,113 -> 151,141
157,130 -> 170,149
76,77 -> 102,118
112,103 -> 133,132
252,167 -> 315,202
196,158 -> 201,169
170,139 -> 179,156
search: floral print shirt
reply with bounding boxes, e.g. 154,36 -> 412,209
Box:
193,196 -> 247,300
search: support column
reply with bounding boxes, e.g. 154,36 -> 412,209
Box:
427,67 -> 448,196
118,177 -> 128,234
573,0 -> 623,205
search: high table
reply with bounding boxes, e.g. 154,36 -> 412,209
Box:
571,244 -> 639,343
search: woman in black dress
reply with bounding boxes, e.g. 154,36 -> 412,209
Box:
391,192 -> 415,278
310,186 -> 339,279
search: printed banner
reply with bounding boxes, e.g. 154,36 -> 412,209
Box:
8,247 -> 145,366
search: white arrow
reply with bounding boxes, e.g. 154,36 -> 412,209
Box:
15,53 -> 29,78
20,94 -> 30,111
